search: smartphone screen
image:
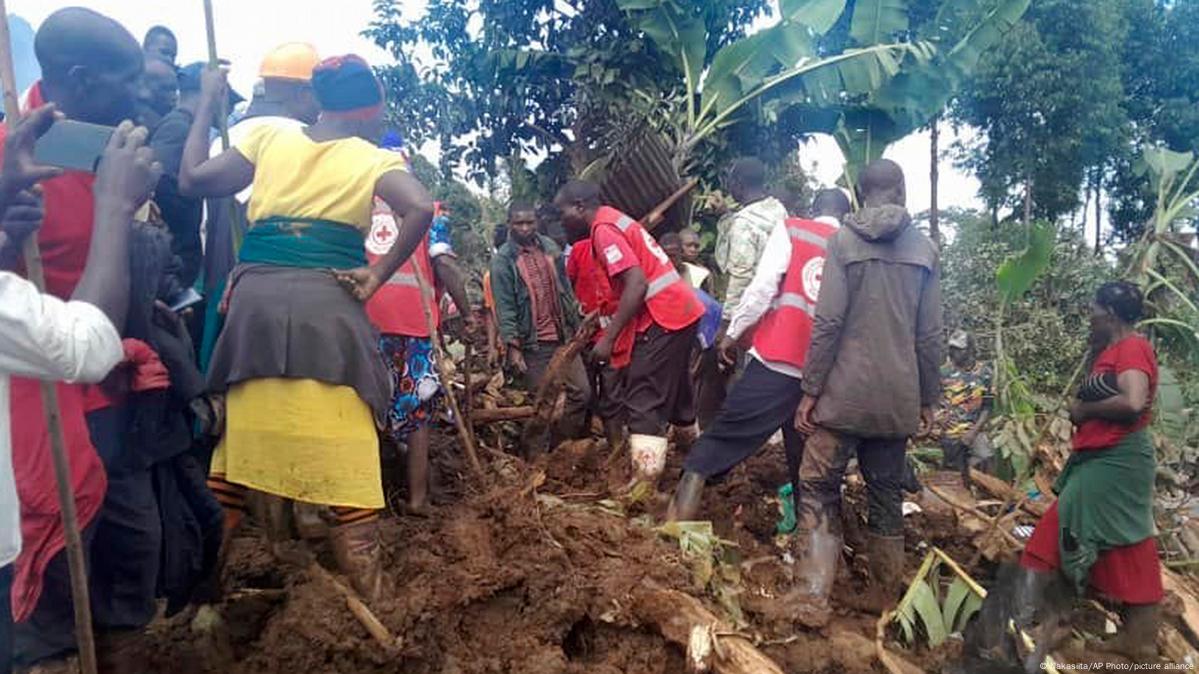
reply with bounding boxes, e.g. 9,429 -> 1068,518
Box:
168,288 -> 204,313
32,120 -> 115,173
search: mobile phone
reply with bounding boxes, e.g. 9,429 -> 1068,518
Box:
168,288 -> 204,313
32,119 -> 115,173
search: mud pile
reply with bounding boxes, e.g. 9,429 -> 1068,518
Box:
135,433 -> 1196,673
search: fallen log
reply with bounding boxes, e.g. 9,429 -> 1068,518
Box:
631,582 -> 784,674
471,406 -> 535,423
968,468 -> 1048,518
926,485 -> 1023,552
519,312 -> 599,456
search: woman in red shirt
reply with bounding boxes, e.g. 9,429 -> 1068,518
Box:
1017,281 -> 1161,662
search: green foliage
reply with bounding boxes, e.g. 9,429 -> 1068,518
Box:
995,220 -> 1054,303
953,0 -> 1199,233
657,521 -> 745,626
941,209 -> 1112,395
894,549 -> 985,649
366,0 -> 770,186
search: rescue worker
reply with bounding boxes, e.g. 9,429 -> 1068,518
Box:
365,134 -> 472,512
668,189 -> 851,521
791,159 -> 942,626
554,180 -> 704,484
565,233 -> 629,453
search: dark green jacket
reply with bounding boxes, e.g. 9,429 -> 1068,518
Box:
490,235 -> 580,350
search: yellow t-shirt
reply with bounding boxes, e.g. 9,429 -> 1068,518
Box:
234,125 -> 409,231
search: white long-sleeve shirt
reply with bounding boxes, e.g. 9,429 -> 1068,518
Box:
726,216 -> 841,380
0,271 -> 123,567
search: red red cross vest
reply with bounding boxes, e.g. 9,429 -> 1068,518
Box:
364,199 -> 439,337
590,206 -> 704,332
751,218 -> 838,369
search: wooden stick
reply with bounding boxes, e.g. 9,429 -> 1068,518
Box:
471,406 -> 535,423
926,484 -> 1023,550
308,564 -> 399,653
641,178 -> 699,230
202,0 -> 230,152
412,268 -> 484,478
0,8 -> 98,674
968,468 -> 1047,517
462,340 -> 476,443
518,313 -> 599,456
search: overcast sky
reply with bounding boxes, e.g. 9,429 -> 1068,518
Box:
11,0 -> 984,216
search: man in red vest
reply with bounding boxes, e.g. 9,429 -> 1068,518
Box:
365,194 -> 471,513
554,181 -> 704,484
565,239 -> 631,454
666,189 -> 851,522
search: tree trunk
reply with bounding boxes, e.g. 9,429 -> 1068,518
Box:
1022,177 -> 1033,226
1093,168 -> 1103,256
929,115 -> 941,244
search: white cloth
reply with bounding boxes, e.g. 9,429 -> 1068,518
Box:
727,215 -> 841,380
683,262 -> 710,289
0,272 -> 123,567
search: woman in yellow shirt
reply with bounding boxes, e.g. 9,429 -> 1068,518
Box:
179,55 -> 433,600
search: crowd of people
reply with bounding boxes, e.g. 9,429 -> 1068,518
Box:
0,5 -> 1167,673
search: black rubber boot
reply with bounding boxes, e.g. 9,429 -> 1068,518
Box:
1106,603 -> 1160,661
784,523 -> 842,629
667,471 -> 706,522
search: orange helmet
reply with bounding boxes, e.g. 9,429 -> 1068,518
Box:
259,42 -> 320,81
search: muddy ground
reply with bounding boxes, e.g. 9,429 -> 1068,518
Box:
135,428 -> 1197,673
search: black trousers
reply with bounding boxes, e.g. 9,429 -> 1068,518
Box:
694,346 -> 735,429
683,359 -> 806,483
625,322 -> 698,436
798,428 -> 907,536
586,357 -> 625,423
525,339 -> 592,437
1,564 -> 12,673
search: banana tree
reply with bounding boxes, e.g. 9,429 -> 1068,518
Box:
615,0 -> 930,174
1129,148 -> 1199,357
614,0 -> 1030,180
831,0 -> 1032,176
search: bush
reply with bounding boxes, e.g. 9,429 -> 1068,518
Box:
940,210 -> 1113,396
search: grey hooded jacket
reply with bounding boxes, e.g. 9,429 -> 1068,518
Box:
801,204 -> 943,438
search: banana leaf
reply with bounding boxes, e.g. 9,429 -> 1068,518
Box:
850,0 -> 909,46
780,0 -> 849,33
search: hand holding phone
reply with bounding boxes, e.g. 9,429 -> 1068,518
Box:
1,104 -> 64,196
32,118 -> 116,174
92,121 -> 162,212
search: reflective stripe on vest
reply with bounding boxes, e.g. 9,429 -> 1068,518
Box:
788,226 -> 829,249
777,291 -> 815,316
385,272 -> 420,288
645,268 -> 682,299
616,214 -> 634,232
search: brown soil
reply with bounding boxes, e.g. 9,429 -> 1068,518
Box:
132,430 -> 1195,674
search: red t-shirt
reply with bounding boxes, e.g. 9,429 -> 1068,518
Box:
590,223 -> 655,334
1072,335 -> 1158,451
565,241 -> 615,318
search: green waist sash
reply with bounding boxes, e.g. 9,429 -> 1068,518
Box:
238,217 -> 366,269
1056,429 -> 1156,595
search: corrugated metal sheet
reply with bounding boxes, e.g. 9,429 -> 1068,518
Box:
597,133 -> 690,232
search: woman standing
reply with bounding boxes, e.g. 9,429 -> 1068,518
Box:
1018,281 -> 1161,660
179,56 -> 434,600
